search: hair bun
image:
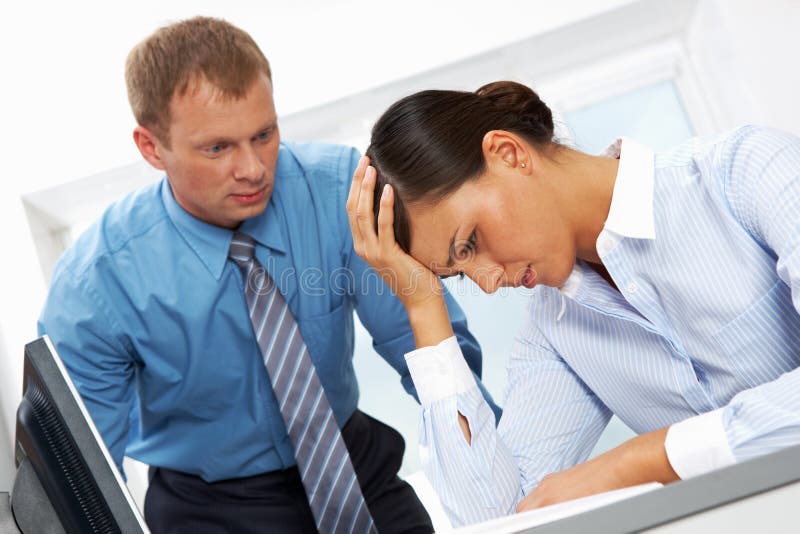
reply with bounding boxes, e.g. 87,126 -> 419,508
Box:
476,81 -> 554,138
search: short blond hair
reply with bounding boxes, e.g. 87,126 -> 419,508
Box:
125,16 -> 272,145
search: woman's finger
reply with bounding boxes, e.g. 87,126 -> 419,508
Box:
355,165 -> 379,250
346,156 -> 369,251
377,183 -> 397,255
346,155 -> 368,212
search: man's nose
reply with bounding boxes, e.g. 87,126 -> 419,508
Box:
234,145 -> 265,180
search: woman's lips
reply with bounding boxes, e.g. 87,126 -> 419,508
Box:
521,267 -> 537,288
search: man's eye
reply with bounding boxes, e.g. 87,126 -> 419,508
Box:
208,143 -> 226,154
256,130 -> 271,141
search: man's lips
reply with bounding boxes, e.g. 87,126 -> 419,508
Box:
230,187 -> 267,204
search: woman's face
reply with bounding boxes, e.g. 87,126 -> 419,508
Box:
406,166 -> 577,293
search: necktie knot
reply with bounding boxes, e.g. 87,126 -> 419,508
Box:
229,232 -> 256,267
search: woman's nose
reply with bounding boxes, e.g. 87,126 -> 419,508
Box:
466,262 -> 504,294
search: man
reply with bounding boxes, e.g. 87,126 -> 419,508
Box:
38,17 -> 496,533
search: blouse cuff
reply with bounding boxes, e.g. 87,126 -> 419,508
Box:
665,408 -> 737,479
404,336 -> 477,406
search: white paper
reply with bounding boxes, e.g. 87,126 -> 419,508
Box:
450,482 -> 663,534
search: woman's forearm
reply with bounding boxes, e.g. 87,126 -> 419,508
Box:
517,426 -> 680,511
405,297 -> 455,348
406,297 -> 472,443
618,427 -> 679,484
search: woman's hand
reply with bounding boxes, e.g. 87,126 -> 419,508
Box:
346,156 -> 439,307
516,427 -> 678,512
346,156 -> 454,347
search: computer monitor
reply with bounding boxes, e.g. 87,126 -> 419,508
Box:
8,336 -> 148,533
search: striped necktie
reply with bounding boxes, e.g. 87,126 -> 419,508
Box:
229,232 -> 376,533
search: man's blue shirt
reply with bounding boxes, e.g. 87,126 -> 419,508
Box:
38,141 -> 490,482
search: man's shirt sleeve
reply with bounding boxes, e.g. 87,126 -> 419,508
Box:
37,261 -> 135,474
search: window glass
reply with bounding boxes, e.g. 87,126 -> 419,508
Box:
565,80 -> 694,153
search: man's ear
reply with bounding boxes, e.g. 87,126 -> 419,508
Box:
133,126 -> 167,171
481,130 -> 530,172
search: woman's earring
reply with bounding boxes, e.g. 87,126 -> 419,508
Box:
521,162 -> 527,169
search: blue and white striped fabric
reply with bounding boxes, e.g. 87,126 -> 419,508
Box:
229,232 -> 376,533
414,125 -> 800,526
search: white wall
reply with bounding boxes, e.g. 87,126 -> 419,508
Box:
0,204 -> 46,492
720,0 -> 800,132
0,326 -> 14,490
686,0 -> 800,134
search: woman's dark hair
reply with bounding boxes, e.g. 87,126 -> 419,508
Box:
366,80 -> 556,253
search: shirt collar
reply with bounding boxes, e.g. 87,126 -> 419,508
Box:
239,202 -> 287,257
558,137 -> 655,298
160,171 -> 288,281
601,137 -> 656,240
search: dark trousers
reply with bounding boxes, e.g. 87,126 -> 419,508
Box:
144,411 -> 433,533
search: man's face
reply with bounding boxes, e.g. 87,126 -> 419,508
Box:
155,74 -> 280,228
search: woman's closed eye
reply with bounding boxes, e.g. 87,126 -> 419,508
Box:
455,229 -> 478,261
439,271 -> 466,280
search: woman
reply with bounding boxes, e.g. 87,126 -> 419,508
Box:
346,81 -> 800,527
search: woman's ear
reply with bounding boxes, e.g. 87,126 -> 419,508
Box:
481,130 -> 530,172
133,126 -> 167,171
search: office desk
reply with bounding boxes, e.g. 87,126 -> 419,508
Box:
4,444 -> 799,533
518,442 -> 800,533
